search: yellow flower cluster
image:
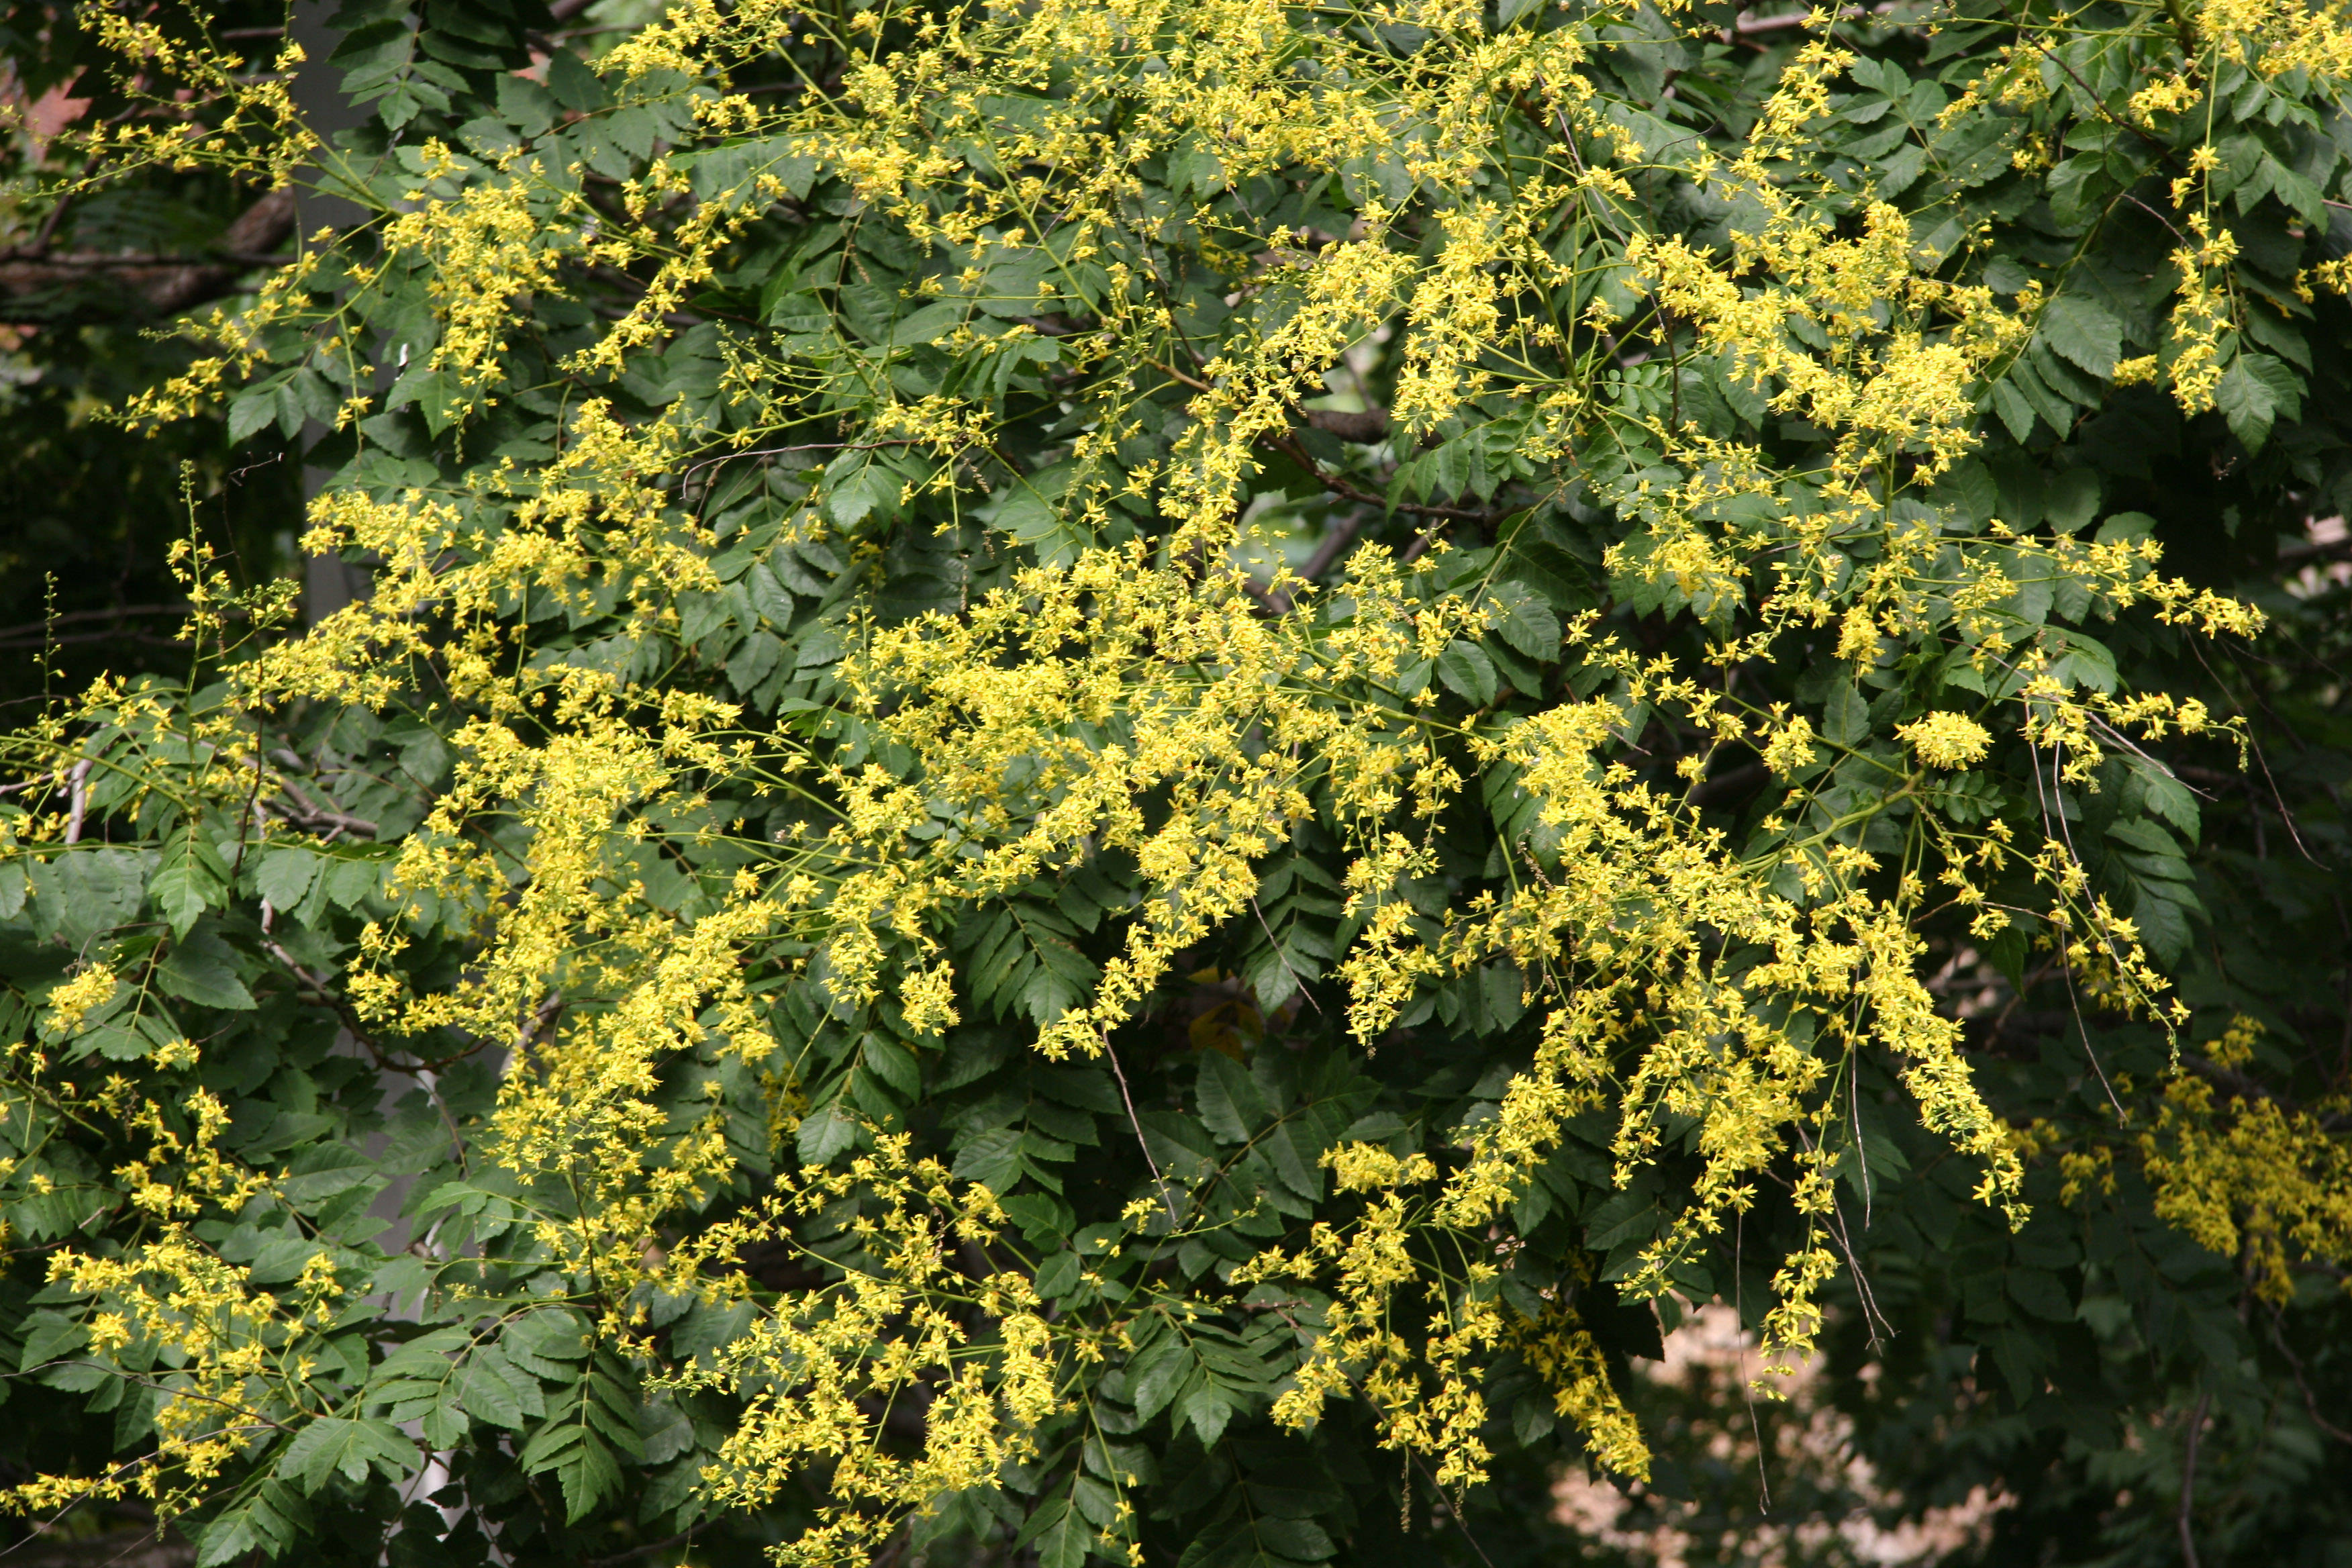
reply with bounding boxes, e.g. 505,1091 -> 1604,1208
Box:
679,1138 -> 1056,1567
2143,1031 -> 2352,1306
6,0 -> 2314,1549
1897,712 -> 1994,770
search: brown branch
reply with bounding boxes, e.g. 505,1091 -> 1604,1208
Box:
2268,1306 -> 2352,1444
1262,432 -> 1496,523
263,773 -> 379,838
1303,407 -> 1389,444
0,604 -> 197,640
1102,1030 -> 1181,1230
0,185 -> 295,322
1297,509 -> 1368,582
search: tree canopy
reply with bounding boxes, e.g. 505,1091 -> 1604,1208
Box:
1,1 -> 2349,1565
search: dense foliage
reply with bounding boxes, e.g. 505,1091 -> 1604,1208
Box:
1,1 -> 2349,1565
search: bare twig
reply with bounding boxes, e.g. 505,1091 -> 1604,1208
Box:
0,604 -> 197,641
2179,1387 -> 2211,1568
1298,509 -> 1369,583
264,771 -> 379,838
1265,431 -> 1497,524
1248,897 -> 1325,1016
583,1530 -> 693,1567
1101,1032 -> 1181,1229
2268,1306 -> 2352,1444
0,187 -> 295,322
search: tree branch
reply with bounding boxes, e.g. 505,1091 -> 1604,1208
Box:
0,185 -> 295,322
0,1528 -> 191,1568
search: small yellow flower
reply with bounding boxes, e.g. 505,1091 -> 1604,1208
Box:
901,964 -> 961,1037
1898,712 -> 1994,769
1761,714 -> 1820,775
46,965 -> 119,1036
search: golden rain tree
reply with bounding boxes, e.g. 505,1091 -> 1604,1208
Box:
1,0 -> 2349,1565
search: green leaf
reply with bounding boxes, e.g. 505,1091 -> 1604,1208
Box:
1436,640 -> 1497,707
745,560 -> 797,628
279,1417 -> 415,1492
2133,765 -> 2202,839
456,1351 -> 533,1430
255,845 -> 318,912
952,1126 -> 1025,1193
1179,1384 -> 1234,1446
1255,1517 -> 1335,1561
2007,1267 -> 2075,1322
2044,468 -> 2100,535
2106,817 -> 2179,856
2038,294 -> 2122,378
228,384 -> 283,443
2216,354 -> 2280,452
1930,458 -> 1998,530
1021,1499 -> 1091,1568
1130,1342 -> 1193,1423
18,1310 -> 85,1371
544,50 -> 610,112
156,926 -> 256,1011
502,1310 -> 591,1378
1196,1052 -> 1265,1144
987,467 -> 1085,569
1822,681 -> 1871,746
798,1099 -> 861,1166
825,454 -> 905,528
534,1423 -> 624,1523
195,1480 -> 309,1567
861,1033 -> 922,1097
149,828 -> 230,936
639,1396 -> 695,1465
1481,581 -> 1561,658
2133,885 -> 2194,965
1989,378 -> 2039,442
321,854 -> 382,910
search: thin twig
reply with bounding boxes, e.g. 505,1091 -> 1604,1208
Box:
264,772 -> 379,838
2028,736 -> 2126,1118
1297,508 -> 1369,583
2178,1387 -> 2210,1568
0,603 -> 195,640
1734,1206 -> 1773,1515
1265,431 -> 1496,524
1101,1032 -> 1181,1229
2268,1305 -> 2352,1444
1248,897 -> 1325,1016
583,1530 -> 693,1567
1408,1451 -> 1500,1568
